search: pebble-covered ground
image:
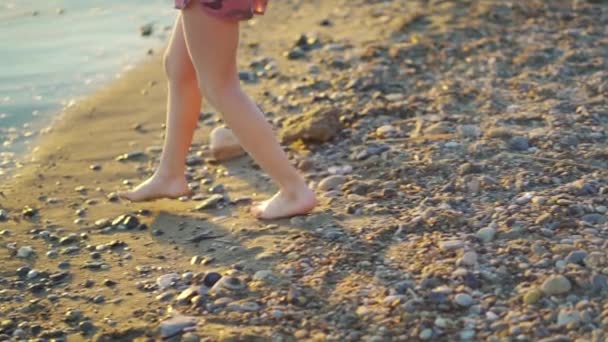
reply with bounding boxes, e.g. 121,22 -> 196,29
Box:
1,0 -> 608,341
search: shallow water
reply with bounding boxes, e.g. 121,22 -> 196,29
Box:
0,0 -> 175,159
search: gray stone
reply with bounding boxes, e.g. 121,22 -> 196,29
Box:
26,269 -> 39,280
459,329 -> 475,340
541,275 -> 572,295
210,276 -> 246,294
159,315 -> 197,338
182,272 -> 194,283
65,310 -> 83,322
439,240 -> 464,251
509,136 -> 530,151
591,274 -> 608,292
253,270 -> 278,284
453,293 -> 473,307
557,309 -> 581,326
419,328 -> 433,340
79,320 -> 95,334
59,234 -> 78,245
92,295 -> 105,303
0,209 -> 8,221
476,227 -> 496,243
457,125 -> 481,139
17,246 -> 34,258
565,250 -> 588,265
318,175 -> 346,191
12,328 -> 26,339
226,301 -> 261,312
581,213 -> 606,225
61,246 -> 80,255
460,251 -> 478,266
156,273 -> 179,289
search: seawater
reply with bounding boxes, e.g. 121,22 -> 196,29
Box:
0,0 -> 175,165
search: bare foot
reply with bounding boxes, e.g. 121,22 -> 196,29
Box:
118,173 -> 191,202
251,187 -> 317,220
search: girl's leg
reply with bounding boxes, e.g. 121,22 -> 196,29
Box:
180,5 -> 316,219
120,14 -> 202,201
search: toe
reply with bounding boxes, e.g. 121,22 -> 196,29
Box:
117,191 -> 134,201
250,204 -> 263,218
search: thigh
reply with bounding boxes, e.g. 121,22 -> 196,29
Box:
180,4 -> 240,89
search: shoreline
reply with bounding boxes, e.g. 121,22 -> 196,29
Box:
0,0 -> 174,167
3,52 -> 165,187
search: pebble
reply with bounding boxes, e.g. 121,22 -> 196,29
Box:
509,136 -> 530,151
191,255 -> 203,265
176,286 -> 205,303
17,246 -> 34,258
92,295 -> 105,304
253,270 -> 278,284
453,293 -> 473,307
523,288 -> 543,305
541,275 -> 572,295
79,320 -> 95,334
156,291 -> 175,302
195,194 -> 224,210
458,125 -> 481,139
16,266 -> 31,278
209,127 -> 245,161
12,329 -> 26,339
565,250 -> 588,265
181,272 -> 194,283
581,213 -> 605,225
65,310 -> 83,322
159,315 -> 197,338
26,269 -> 39,280
460,251 -> 478,266
211,276 -> 245,293
557,308 -> 581,326
227,301 -> 261,312
476,227 -> 496,243
318,175 -> 346,191
203,272 -> 222,288
459,329 -> 476,340
59,234 -> 79,245
156,273 -> 179,289
376,124 -> 398,137
419,328 -> 433,340
140,23 -> 153,36
61,246 -> 80,255
182,333 -> 201,342
438,240 -> 464,251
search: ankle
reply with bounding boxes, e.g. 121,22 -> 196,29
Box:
280,181 -> 313,199
154,169 -> 185,180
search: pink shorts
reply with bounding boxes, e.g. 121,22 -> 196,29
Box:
175,0 -> 268,21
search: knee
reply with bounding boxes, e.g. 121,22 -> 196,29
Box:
199,77 -> 240,108
163,51 -> 197,84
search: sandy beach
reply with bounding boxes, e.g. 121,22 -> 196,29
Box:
1,0 -> 608,341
